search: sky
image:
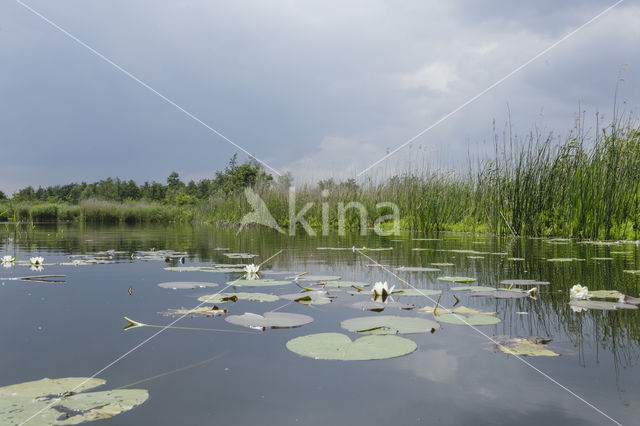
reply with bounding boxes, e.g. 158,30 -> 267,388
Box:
1,0 -> 639,194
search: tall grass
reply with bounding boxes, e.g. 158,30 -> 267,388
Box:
2,118 -> 639,239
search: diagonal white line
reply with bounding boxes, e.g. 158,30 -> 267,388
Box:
355,249 -> 623,426
17,249 -> 283,426
357,0 -> 625,177
13,0 -> 282,177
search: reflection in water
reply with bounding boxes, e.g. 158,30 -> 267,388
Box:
1,223 -> 639,425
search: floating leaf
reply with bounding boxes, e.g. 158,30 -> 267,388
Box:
297,275 -> 341,282
569,300 -> 637,311
623,270 -> 640,275
430,262 -> 454,266
285,333 -> 417,360
547,258 -> 584,262
161,306 -> 228,317
470,290 -> 528,299
157,281 -> 219,290
322,281 -> 369,288
437,276 -> 477,283
394,266 -> 440,272
467,256 -> 485,259
223,253 -> 257,259
420,305 -> 496,316
226,279 -> 292,287
588,289 -> 625,299
392,288 -> 441,297
493,337 -> 559,357
198,292 -> 279,303
280,290 -> 334,305
225,312 -> 313,330
435,313 -> 501,325
348,301 -> 416,312
340,315 -> 439,335
450,286 -> 497,292
507,257 -> 525,261
164,266 -> 245,273
0,377 -> 148,425
591,257 -> 613,261
499,279 -> 549,286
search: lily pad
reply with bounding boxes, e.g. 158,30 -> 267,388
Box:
494,338 -> 559,357
394,266 -> 440,272
392,288 -> 442,297
157,281 -> 219,290
348,301 -> 416,312
321,281 -> 369,288
0,377 -> 148,425
340,315 -> 439,335
623,270 -> 640,275
285,333 -> 417,361
435,313 -> 501,325
588,289 -> 625,299
547,258 -> 585,262
569,300 -> 637,311
223,253 -> 257,259
161,306 -> 227,317
280,291 -> 334,305
225,312 -> 313,330
164,266 -> 245,273
507,257 -> 525,261
420,305 -> 496,316
226,279 -> 292,287
431,262 -> 454,266
470,290 -> 528,299
297,275 -> 341,282
437,276 -> 477,283
198,292 -> 279,303
450,286 -> 497,292
499,279 -> 549,286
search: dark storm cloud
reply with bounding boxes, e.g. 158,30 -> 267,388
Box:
0,0 -> 638,192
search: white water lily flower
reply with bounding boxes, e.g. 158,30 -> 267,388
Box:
570,284 -> 589,300
244,263 -> 260,279
372,281 -> 395,298
30,264 -> 44,272
1,255 -> 15,265
30,256 -> 44,266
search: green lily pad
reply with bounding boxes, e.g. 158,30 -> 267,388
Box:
198,292 -> 279,303
157,281 -> 219,290
450,286 -> 497,291
348,301 -> 416,312
392,288 -> 442,297
322,281 -> 369,288
494,338 -> 559,357
431,262 -> 455,266
0,377 -> 148,425
227,279 -> 292,287
297,275 -> 341,281
437,276 -> 477,283
499,279 -> 549,286
285,333 -> 417,360
340,315 -> 439,335
435,313 -> 501,325
395,266 -> 440,272
280,291 -> 334,305
588,290 -> 625,299
468,256 -> 485,259
420,305 -> 496,316
507,257 -> 525,261
569,300 -> 637,311
164,266 -> 245,273
623,270 -> 640,275
470,290 -> 528,299
223,253 -> 257,259
225,312 -> 313,330
547,258 -> 585,262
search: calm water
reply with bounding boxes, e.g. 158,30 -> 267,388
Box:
1,224 -> 640,425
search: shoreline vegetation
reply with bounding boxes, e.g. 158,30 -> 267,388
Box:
2,116 -> 640,240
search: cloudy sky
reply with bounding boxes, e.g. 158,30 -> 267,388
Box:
1,0 -> 639,193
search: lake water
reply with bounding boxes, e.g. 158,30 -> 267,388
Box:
1,224 -> 639,425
